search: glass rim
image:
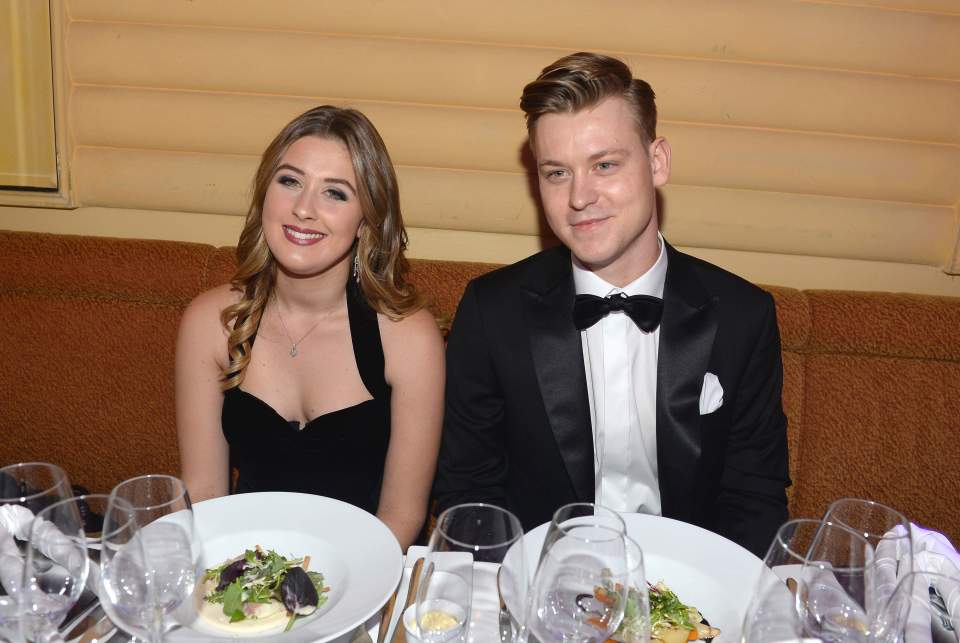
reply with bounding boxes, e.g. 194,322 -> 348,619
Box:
551,502 -> 626,535
435,502 -> 524,550
99,495 -> 141,542
0,461 -> 69,504
774,518 -> 874,572
110,473 -> 189,513
824,497 -> 911,540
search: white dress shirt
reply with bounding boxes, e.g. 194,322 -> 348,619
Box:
572,234 -> 668,514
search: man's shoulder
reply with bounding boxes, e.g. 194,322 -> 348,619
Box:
670,245 -> 773,308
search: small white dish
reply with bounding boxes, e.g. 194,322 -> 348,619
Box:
402,601 -> 466,643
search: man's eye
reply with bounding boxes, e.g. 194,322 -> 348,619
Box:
326,188 -> 348,201
277,175 -> 300,188
544,169 -> 567,180
596,161 -> 616,171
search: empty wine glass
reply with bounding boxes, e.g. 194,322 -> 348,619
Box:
103,475 -> 198,642
19,495 -> 112,641
526,522 -> 628,643
0,462 -> 73,641
742,518 -> 829,643
416,503 -> 525,643
614,536 -> 649,643
822,498 -> 913,619
800,519 -> 876,642
539,503 -> 626,566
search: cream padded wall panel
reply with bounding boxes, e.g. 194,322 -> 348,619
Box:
69,0 -> 960,78
69,28 -> 960,146
72,86 -> 960,205
72,146 -> 952,266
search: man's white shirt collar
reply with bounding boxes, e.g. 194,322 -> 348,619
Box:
572,232 -> 668,299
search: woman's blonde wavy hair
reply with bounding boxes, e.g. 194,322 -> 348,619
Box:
220,105 -> 422,389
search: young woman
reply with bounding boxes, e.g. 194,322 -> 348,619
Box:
176,106 -> 444,549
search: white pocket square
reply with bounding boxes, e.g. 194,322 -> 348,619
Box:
699,372 -> 724,415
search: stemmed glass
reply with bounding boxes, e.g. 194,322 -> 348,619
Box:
538,504 -> 626,566
799,519 -> 876,642
822,498 -> 913,620
0,462 -> 73,641
742,518 -> 829,642
525,521 -> 629,643
19,494 -> 112,642
415,503 -> 525,643
100,475 -> 198,642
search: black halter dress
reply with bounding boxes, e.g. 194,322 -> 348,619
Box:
221,284 -> 391,515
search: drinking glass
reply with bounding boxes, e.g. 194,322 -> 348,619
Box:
871,570 -> 959,643
525,522 -> 628,643
822,498 -> 913,619
19,495 -> 112,641
539,503 -> 626,566
799,519 -> 876,642
103,475 -> 198,642
742,518 -> 828,643
0,462 -> 73,641
416,503 -> 525,643
614,536 -> 649,643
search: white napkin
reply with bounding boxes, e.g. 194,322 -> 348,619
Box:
0,503 -> 93,594
879,523 -> 960,643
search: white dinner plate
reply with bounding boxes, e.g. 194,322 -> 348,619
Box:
168,492 -> 402,642
505,513 -> 763,642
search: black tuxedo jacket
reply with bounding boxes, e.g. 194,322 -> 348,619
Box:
434,242 -> 790,557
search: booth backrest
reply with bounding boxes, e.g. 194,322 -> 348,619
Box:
2,230 -> 957,542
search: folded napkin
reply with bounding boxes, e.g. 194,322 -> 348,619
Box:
0,503 -> 92,594
878,523 -> 960,643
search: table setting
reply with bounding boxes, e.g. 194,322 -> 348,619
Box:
1,460 -> 958,643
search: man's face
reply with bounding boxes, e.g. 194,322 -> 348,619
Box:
532,96 -> 671,286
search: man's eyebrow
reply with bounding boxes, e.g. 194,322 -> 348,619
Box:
588,148 -> 629,162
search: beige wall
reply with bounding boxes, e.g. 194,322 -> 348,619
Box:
1,0 -> 959,295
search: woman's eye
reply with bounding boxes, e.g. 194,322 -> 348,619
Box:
326,188 -> 348,202
277,175 -> 301,188
544,169 -> 567,180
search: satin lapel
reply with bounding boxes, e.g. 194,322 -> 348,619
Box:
657,245 -> 718,520
523,248 -> 594,502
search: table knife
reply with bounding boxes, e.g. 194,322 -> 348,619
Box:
391,557 -> 424,643
377,575 -> 403,643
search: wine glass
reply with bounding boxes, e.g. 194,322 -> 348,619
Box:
799,519 -> 876,642
19,494 -> 112,641
538,503 -> 626,566
416,503 -> 525,643
525,522 -> 629,643
0,462 -> 73,641
822,498 -> 913,619
614,536 -> 649,643
742,518 -> 831,642
103,475 -> 198,642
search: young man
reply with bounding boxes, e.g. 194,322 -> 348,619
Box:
435,52 -> 790,556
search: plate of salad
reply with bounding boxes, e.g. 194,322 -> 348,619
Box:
167,492 -> 402,641
504,513 -> 762,642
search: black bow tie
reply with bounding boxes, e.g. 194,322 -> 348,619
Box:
572,293 -> 664,332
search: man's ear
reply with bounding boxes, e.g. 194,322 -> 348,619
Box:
648,137 -> 672,188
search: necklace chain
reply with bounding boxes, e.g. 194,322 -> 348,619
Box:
274,296 -> 322,358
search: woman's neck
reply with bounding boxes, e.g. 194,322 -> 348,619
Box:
272,259 -> 351,316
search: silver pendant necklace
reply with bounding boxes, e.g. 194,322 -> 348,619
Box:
274,296 -> 321,358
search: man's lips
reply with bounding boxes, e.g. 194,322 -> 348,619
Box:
283,225 -> 326,245
570,216 -> 611,232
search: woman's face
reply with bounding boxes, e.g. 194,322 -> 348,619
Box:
261,135 -> 364,279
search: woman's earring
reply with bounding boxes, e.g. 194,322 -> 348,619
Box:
352,252 -> 360,284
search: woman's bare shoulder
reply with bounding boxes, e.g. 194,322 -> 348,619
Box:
378,307 -> 442,347
180,283 -> 242,338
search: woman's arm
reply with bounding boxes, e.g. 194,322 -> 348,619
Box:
175,286 -> 233,503
378,308 -> 445,550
